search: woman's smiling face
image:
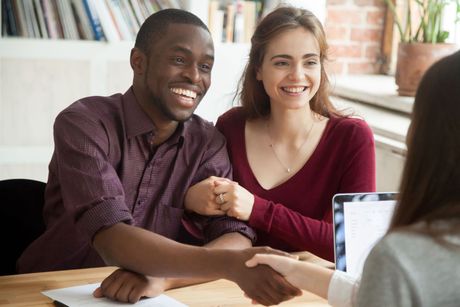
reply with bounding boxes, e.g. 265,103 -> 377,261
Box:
256,27 -> 321,111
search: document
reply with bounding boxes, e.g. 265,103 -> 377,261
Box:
343,200 -> 396,278
42,283 -> 187,306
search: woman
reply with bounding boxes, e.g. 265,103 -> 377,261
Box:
246,50 -> 460,306
185,6 -> 375,261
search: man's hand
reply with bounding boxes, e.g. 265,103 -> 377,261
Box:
228,247 -> 302,306
184,176 -> 228,215
93,268 -> 169,303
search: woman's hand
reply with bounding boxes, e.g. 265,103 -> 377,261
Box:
214,180 -> 255,221
184,176 -> 228,216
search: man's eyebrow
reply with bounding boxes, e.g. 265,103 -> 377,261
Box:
171,46 -> 214,61
270,53 -> 319,60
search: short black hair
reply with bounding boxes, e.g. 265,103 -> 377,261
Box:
135,9 -> 210,55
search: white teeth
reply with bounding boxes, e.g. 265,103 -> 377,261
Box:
170,88 -> 197,99
283,86 -> 305,93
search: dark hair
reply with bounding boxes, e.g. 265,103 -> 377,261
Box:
135,9 -> 209,56
390,50 -> 460,238
238,5 -> 342,119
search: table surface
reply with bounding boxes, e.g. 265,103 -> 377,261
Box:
0,253 -> 333,306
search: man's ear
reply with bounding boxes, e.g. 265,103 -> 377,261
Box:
130,48 -> 146,75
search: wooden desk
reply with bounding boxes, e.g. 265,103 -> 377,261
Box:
0,253 -> 332,306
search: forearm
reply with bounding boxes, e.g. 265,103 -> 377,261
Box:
93,223 -> 232,279
290,262 -> 334,299
164,232 -> 252,289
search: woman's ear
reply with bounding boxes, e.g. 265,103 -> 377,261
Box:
130,48 -> 146,75
256,68 -> 262,81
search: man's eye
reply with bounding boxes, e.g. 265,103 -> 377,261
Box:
174,57 -> 185,64
200,63 -> 212,72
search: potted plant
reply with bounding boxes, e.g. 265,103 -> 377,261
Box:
384,0 -> 459,96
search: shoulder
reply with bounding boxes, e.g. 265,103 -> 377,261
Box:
57,93 -> 123,125
217,107 -> 245,126
329,116 -> 373,137
325,116 -> 374,148
216,107 -> 246,134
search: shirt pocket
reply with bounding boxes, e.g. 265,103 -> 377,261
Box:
151,202 -> 184,240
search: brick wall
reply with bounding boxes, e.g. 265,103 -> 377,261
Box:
325,0 -> 386,75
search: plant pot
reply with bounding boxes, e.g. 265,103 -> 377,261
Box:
395,43 -> 458,96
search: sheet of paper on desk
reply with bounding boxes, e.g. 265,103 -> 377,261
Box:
42,283 -> 188,306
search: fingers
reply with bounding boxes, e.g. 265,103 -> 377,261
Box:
256,246 -> 299,259
92,286 -> 103,298
97,269 -> 146,303
245,266 -> 300,305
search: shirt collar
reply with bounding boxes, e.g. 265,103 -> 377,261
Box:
122,87 -> 185,145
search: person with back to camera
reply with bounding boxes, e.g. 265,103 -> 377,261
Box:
246,50 -> 460,306
185,6 -> 376,262
17,9 -> 301,306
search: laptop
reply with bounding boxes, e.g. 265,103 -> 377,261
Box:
332,192 -> 398,278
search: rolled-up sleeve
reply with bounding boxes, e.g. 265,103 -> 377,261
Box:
53,111 -> 133,241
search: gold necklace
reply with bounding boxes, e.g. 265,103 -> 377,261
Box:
267,121 -> 315,173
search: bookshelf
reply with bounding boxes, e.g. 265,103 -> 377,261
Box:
0,0 -> 326,181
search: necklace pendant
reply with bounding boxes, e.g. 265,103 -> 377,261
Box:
287,168 -> 291,173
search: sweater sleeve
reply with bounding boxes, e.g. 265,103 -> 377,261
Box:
249,195 -> 334,260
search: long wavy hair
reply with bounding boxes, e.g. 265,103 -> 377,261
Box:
238,6 -> 343,119
390,50 -> 460,240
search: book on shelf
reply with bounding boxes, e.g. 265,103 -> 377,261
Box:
71,0 -> 94,40
33,0 -> 49,39
208,0 -> 223,43
91,0 -> 121,41
42,0 -> 63,39
82,0 -> 105,41
56,0 -> 80,40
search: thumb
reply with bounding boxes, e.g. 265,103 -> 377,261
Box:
245,255 -> 261,267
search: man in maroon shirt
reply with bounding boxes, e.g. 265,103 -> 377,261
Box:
17,9 -> 300,306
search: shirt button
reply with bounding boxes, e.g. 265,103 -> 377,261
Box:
137,200 -> 142,205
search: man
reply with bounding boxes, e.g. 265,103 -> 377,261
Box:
17,9 -> 300,306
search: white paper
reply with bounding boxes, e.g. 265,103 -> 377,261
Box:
42,283 -> 187,307
344,200 -> 396,278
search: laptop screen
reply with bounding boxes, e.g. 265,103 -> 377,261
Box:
332,192 -> 398,278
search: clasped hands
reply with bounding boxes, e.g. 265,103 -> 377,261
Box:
185,176 -> 255,221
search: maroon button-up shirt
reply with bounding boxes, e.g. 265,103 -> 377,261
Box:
18,88 -> 255,273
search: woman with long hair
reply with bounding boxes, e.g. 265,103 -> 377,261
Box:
246,50 -> 460,306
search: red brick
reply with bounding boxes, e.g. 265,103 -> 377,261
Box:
350,28 -> 382,42
326,8 -> 365,25
365,44 -> 381,60
348,61 -> 380,74
329,44 -> 363,58
325,25 -> 350,41
366,10 -> 385,25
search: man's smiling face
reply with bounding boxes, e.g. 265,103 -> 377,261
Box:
143,23 -> 214,122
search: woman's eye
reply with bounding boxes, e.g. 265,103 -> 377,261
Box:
274,61 -> 288,67
305,60 -> 318,66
